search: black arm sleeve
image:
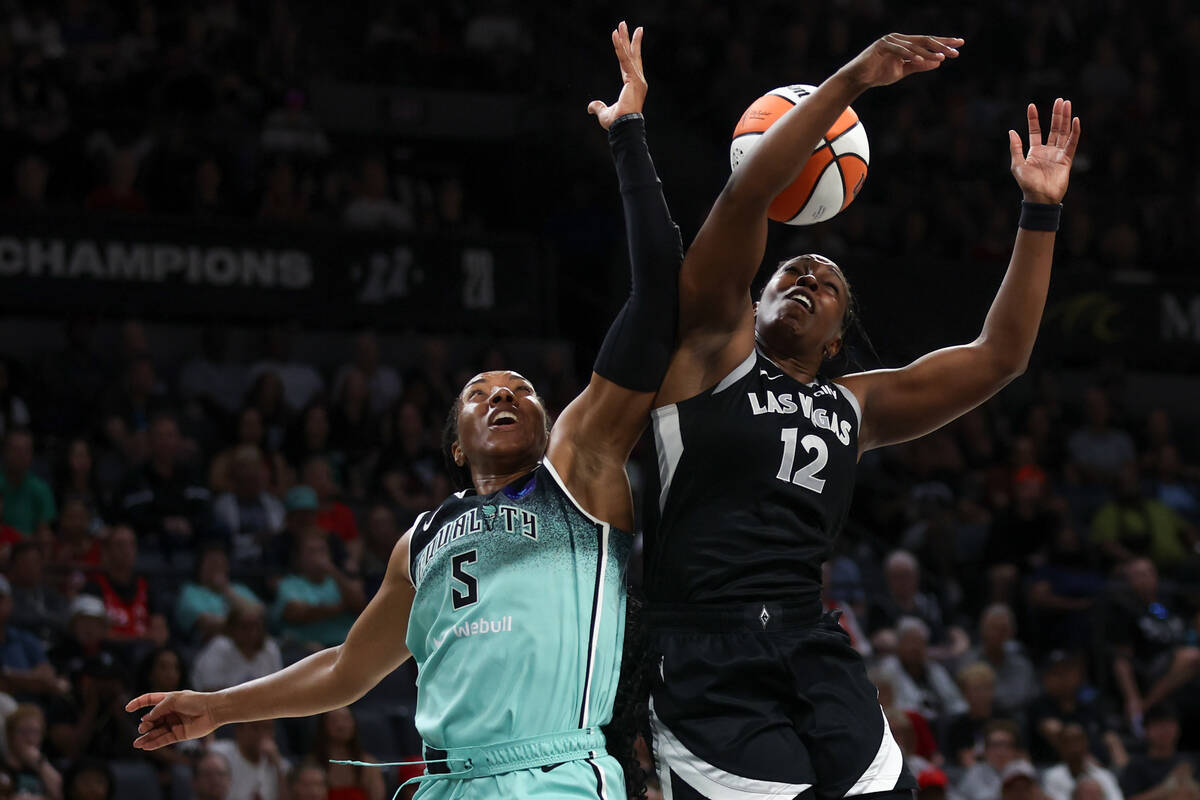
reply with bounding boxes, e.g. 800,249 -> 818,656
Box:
592,114 -> 685,392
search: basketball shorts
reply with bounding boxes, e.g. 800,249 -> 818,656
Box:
647,602 -> 916,800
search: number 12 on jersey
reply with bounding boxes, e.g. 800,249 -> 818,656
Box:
776,428 -> 828,493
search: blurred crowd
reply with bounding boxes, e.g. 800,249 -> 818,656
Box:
0,0 -> 1196,276
1,1 -> 1200,800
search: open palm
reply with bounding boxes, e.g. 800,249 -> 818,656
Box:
1010,98 -> 1081,204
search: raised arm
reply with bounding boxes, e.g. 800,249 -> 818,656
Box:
841,98 -> 1081,453
547,23 -> 684,528
126,530 -> 416,750
660,34 -> 962,401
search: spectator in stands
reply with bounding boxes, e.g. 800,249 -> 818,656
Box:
1119,705 -> 1198,800
877,616 -> 967,726
257,159 -> 310,223
0,429 -> 56,538
261,88 -> 330,159
957,720 -> 1026,800
870,550 -> 967,660
1042,722 -> 1123,800
362,503 -> 401,598
0,574 -> 68,701
885,708 -> 934,784
264,485 -> 352,584
373,401 -> 443,523
872,668 -> 941,768
62,757 -> 113,800
271,529 -> 363,651
3,704 -> 62,799
248,326 -> 324,413
964,604 -> 1037,715
8,541 -> 68,641
343,155 -> 412,230
47,595 -> 123,685
1111,558 -> 1200,730
46,652 -> 136,761
335,332 -> 402,417
287,407 -> 339,480
821,561 -> 872,657
84,148 -> 147,214
0,487 -> 24,562
1028,524 -> 1105,653
174,542 -> 260,642
946,662 -> 1000,767
191,601 -> 281,692
116,413 -> 212,553
287,764 -> 328,800
192,750 -> 233,800
54,440 -> 106,530
134,646 -> 197,779
83,525 -> 168,649
311,708 -> 385,800
1027,651 -> 1107,766
50,496 -> 102,577
1001,760 -> 1046,800
302,457 -> 359,551
178,327 -> 247,420
242,372 -> 291,453
986,463 -> 1057,602
1067,388 -> 1135,514
329,367 -> 377,492
1148,445 -> 1200,524
208,409 -> 291,496
100,354 -> 168,437
212,447 -> 286,574
0,362 -> 31,439
1092,464 -> 1195,572
209,720 -> 289,800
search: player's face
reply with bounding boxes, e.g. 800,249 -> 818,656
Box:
454,371 -> 549,472
756,255 -> 848,360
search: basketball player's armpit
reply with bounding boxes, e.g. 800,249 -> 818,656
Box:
595,114 -> 683,392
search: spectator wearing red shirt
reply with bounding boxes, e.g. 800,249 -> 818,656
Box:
84,524 -> 167,648
302,457 -> 359,546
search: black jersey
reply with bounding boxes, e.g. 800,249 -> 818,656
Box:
644,348 -> 861,607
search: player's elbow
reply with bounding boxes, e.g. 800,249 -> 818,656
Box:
973,338 -> 1029,386
328,644 -> 374,706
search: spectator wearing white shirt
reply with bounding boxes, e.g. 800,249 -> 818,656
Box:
191,603 -> 282,692
209,721 -> 289,800
878,616 -> 967,725
1043,723 -> 1123,800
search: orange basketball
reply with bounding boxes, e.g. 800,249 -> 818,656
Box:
730,84 -> 870,226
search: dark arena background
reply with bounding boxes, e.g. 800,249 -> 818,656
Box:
0,1 -> 1198,799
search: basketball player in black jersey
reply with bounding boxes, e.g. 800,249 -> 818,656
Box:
643,34 -> 1081,800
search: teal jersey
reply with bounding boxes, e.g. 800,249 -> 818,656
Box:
407,458 -> 632,750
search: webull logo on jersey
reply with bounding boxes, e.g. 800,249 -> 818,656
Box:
412,505 -> 538,586
432,615 -> 514,648
748,389 -> 853,446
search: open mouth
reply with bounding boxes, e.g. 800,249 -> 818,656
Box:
789,292 -> 815,313
488,410 -> 518,428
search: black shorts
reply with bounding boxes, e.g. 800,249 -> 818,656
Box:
647,602 -> 916,800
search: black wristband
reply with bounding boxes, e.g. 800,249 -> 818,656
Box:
1018,201 -> 1062,232
610,112 -> 644,131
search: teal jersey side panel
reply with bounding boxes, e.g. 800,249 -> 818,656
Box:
406,459 -> 632,748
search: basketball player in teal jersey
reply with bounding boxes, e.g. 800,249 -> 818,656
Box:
126,23 -> 679,800
642,34 -> 1082,800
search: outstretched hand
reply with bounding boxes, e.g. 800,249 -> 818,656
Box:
1009,98 -> 1081,205
587,21 -> 646,130
838,33 -> 963,90
126,690 -> 221,751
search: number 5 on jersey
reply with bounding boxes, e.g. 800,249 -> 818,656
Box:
451,550 -> 479,610
776,428 -> 828,493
